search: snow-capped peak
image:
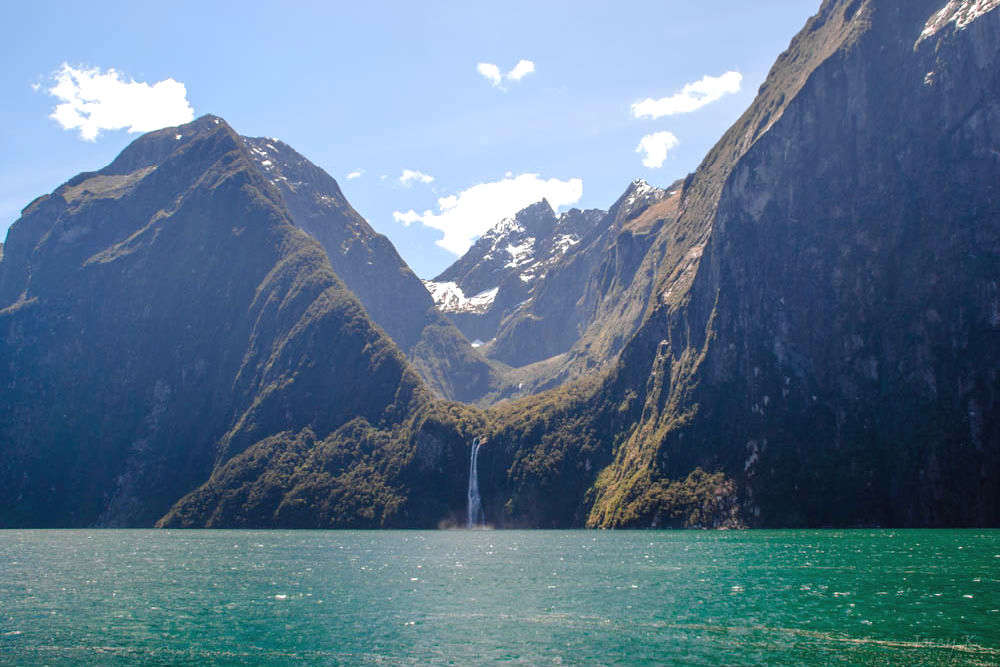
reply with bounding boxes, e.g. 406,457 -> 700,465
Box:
427,201 -> 604,318
612,179 -> 667,221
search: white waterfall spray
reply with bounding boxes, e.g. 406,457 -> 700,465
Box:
467,436 -> 485,528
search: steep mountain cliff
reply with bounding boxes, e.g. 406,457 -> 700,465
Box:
0,116 -> 472,527
492,0 -> 1000,529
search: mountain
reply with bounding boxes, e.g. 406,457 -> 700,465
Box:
492,0 -> 1000,528
3,0 -> 998,530
237,136 -> 498,403
0,116 -> 474,527
171,0 -> 1000,530
426,178 -> 684,393
424,201 -> 603,351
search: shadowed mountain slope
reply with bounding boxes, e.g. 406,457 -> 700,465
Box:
0,116 -> 471,527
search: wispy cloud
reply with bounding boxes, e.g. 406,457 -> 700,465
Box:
393,172 -> 582,255
346,170 -> 364,180
636,131 -> 679,168
400,169 -> 435,186
631,71 -> 742,119
477,59 -> 536,89
43,63 -> 194,141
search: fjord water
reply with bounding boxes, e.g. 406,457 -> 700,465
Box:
1,531 -> 998,665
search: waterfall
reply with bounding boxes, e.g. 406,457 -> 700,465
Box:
467,436 -> 485,528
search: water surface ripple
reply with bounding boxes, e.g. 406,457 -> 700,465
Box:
1,529 -> 998,665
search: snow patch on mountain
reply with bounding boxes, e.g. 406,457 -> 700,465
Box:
492,216 -> 526,237
919,0 -> 999,42
423,281 -> 499,314
553,234 -> 581,255
505,238 -> 536,268
624,179 -> 657,206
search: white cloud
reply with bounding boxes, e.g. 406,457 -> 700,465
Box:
636,131 -> 679,168
631,71 -> 742,119
346,170 -> 364,180
392,210 -> 423,226
507,59 -> 536,81
400,169 -> 435,186
476,63 -> 503,87
477,59 -> 536,89
393,173 -> 582,255
44,63 -> 195,141
30,82 -> 41,92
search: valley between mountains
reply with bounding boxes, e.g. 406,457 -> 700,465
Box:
1,0 -> 998,529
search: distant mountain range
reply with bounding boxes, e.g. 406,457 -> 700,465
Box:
1,0 -> 997,529
425,178 -> 686,394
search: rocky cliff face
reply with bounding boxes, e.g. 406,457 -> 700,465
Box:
239,136 -> 498,403
585,0 -> 1000,527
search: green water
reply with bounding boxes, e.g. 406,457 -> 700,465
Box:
1,530 -> 998,665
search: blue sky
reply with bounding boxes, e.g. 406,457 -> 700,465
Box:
1,1 -> 818,278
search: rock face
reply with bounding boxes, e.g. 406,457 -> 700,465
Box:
583,0 -> 1000,527
239,136 -> 498,403
0,117 -> 461,527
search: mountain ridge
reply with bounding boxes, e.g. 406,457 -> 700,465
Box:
2,0 -> 998,530
237,134 -> 500,404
